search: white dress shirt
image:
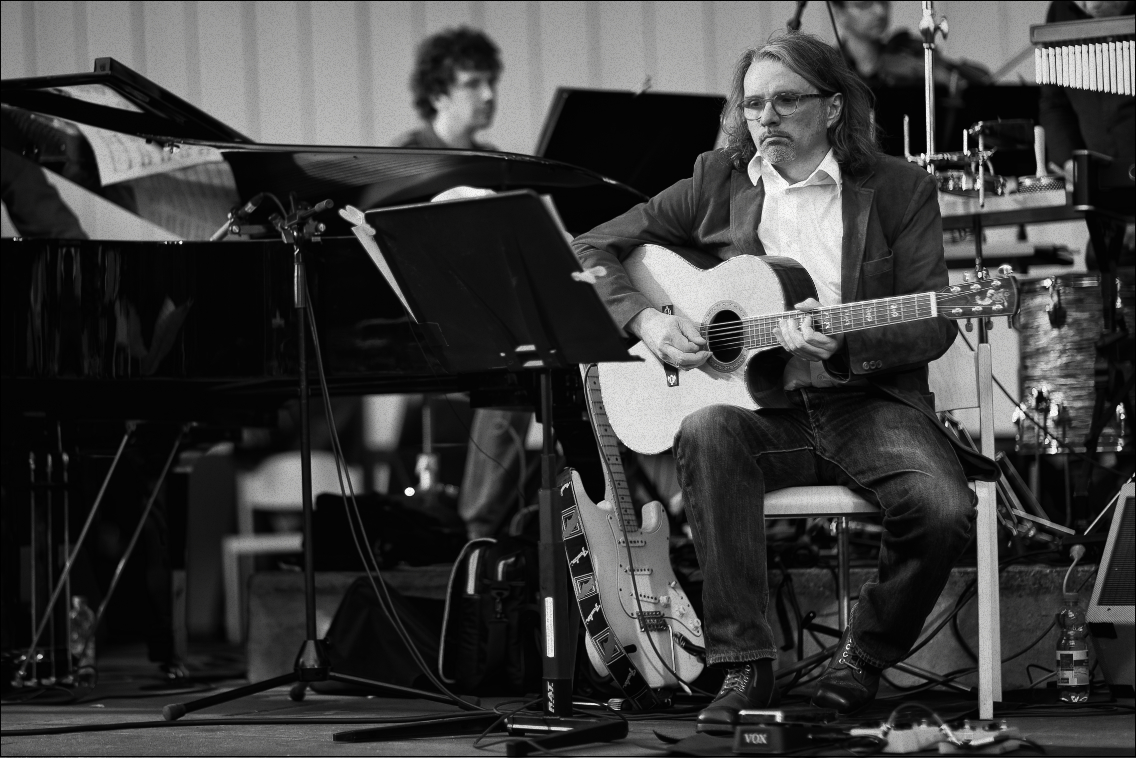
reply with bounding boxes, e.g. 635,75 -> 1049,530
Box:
748,148 -> 843,307
747,149 -> 845,388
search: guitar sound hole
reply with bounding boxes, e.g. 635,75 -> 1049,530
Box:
706,310 -> 742,363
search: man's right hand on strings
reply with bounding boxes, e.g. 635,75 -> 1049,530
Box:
628,308 -> 710,369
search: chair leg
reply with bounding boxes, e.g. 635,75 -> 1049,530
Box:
836,516 -> 851,631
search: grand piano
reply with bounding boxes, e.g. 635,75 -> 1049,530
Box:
1,58 -> 650,425
1,59 -> 659,684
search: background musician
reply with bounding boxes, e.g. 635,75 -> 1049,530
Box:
1039,0 -> 1135,263
395,26 -> 501,151
572,31 -> 998,727
395,27 -> 531,540
829,0 -> 992,89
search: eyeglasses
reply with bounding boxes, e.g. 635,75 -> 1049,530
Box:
739,93 -> 829,119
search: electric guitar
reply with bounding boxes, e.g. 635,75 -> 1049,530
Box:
557,364 -> 705,700
598,245 -> 1019,454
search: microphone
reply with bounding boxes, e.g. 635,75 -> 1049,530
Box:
787,0 -> 807,31
209,193 -> 266,242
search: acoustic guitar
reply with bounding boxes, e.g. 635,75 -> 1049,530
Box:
597,245 -> 1019,454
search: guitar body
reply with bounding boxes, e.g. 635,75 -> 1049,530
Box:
564,472 -> 704,689
599,245 -> 812,454
559,365 -> 704,696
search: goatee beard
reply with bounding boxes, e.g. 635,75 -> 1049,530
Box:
762,143 -> 797,164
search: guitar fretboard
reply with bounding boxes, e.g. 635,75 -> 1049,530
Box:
704,292 -> 937,349
584,370 -> 639,535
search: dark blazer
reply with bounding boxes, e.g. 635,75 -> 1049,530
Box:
572,150 -> 997,480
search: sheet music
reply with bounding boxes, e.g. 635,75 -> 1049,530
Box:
340,206 -> 418,322
71,122 -> 225,185
539,194 -> 573,243
42,84 -> 225,185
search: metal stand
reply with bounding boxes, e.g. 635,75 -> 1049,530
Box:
907,1 -> 1003,719
536,370 -> 576,716
163,201 -> 447,721
1069,155 -> 1136,525
331,191 -> 634,735
16,425 -> 133,686
970,216 -> 1004,719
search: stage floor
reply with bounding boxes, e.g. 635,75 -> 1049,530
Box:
2,644 -> 1133,756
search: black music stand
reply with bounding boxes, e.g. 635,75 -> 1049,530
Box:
341,190 -> 634,722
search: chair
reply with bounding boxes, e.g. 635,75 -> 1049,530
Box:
762,335 -> 1001,716
362,394 -> 412,495
222,451 -> 362,643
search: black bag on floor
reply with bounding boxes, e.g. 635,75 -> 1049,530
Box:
311,575 -> 442,694
438,535 -> 542,695
312,492 -> 466,570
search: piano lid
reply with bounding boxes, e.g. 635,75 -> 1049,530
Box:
218,143 -> 649,209
2,58 -> 648,234
1,57 -> 252,144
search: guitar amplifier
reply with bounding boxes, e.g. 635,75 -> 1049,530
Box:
1087,483 -> 1135,698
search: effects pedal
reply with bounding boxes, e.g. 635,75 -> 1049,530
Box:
732,710 -> 846,754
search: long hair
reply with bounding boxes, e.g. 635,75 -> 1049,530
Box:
720,31 -> 880,174
410,27 -> 502,120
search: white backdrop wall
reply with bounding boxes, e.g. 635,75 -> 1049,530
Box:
1,1 -> 1051,155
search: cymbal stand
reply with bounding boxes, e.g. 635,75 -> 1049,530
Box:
905,0 -> 1006,719
162,199 -> 450,721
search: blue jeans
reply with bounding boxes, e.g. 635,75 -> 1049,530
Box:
674,388 -> 976,669
458,409 -> 532,538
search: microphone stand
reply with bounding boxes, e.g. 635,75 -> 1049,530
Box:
787,0 -> 807,31
162,199 -> 453,721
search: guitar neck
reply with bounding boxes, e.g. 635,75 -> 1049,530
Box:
584,371 -> 640,534
725,291 -> 938,349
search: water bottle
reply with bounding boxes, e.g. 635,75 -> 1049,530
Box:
69,596 -> 97,687
1056,591 -> 1090,702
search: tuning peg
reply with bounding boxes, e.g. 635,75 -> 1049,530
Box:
986,318 -> 994,330
1007,316 -> 1016,330
998,264 -> 1014,276
963,272 -> 973,282
965,319 -> 974,332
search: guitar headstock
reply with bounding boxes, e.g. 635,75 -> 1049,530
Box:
936,275 -> 1020,320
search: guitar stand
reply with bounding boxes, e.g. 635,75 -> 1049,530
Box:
162,201 -> 449,722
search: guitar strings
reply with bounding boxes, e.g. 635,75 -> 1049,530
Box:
698,293 -> 934,336
697,294 -> 942,351
700,297 -> 936,351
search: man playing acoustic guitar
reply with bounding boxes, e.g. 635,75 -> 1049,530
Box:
572,31 -> 997,730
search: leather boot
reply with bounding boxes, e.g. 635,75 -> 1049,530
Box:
696,661 -> 779,734
811,629 -> 881,714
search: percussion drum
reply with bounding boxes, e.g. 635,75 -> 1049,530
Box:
1017,274 -> 1134,454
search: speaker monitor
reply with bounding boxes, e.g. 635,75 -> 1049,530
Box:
1087,483 -> 1135,698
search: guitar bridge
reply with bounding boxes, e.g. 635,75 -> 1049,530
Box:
636,610 -> 667,632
